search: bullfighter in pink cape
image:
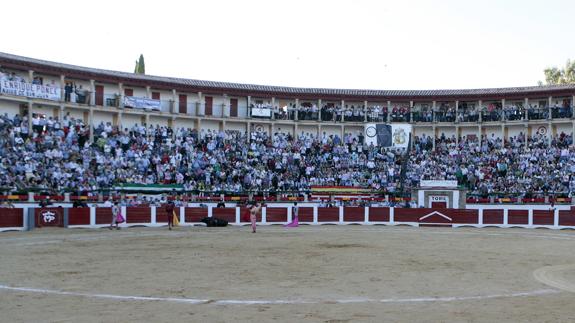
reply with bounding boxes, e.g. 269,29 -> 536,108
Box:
285,202 -> 299,227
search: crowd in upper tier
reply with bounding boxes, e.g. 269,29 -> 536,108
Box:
253,100 -> 573,123
0,112 -> 574,198
405,132 -> 575,196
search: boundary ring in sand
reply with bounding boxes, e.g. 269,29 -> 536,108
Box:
0,284 -> 560,306
533,264 -> 575,293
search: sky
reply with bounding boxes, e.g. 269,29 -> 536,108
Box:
2,0 -> 574,90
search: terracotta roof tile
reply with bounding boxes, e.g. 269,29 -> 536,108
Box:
1,52 -> 574,99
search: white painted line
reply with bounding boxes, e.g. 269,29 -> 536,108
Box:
0,285 -> 209,304
0,284 -> 559,305
533,264 -> 575,293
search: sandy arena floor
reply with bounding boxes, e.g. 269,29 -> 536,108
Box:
1,225 -> 575,322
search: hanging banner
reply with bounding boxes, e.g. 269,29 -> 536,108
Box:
114,184 -> 183,192
364,123 -> 411,148
251,107 -> 271,117
420,180 -> 458,188
123,96 -> 161,110
0,78 -> 61,101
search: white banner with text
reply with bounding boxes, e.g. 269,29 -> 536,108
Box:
0,78 -> 61,101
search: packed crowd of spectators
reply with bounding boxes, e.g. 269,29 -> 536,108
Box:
405,132 -> 575,197
0,113 -> 402,195
1,110 -> 574,198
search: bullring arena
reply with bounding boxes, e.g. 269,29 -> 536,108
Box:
1,51 -> 575,322
2,204 -> 575,322
2,225 -> 575,322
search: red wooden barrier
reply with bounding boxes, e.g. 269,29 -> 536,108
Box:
266,208 -> 287,222
533,210 -> 554,225
96,208 -> 113,225
393,209 -> 422,223
450,210 -> 479,224
318,207 -> 339,222
156,207 -> 179,223
212,208 -> 236,222
0,208 -> 23,227
126,207 -> 151,224
369,207 -> 390,222
483,210 -> 504,224
68,208 -> 90,225
559,210 -> 575,226
343,207 -> 364,222
508,210 -> 528,225
185,207 -> 207,223
298,207 -> 314,222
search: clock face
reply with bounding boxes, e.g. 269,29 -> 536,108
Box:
366,126 -> 377,137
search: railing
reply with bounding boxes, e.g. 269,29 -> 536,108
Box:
103,94 -> 118,107
527,108 -> 548,120
342,113 -> 365,122
481,110 -> 503,122
412,112 -> 432,123
366,113 -> 387,123
65,90 -> 91,105
320,109 -> 334,121
434,111 -> 456,123
3,188 -> 570,205
296,110 -> 318,121
503,108 -> 525,121
551,106 -> 573,119
457,112 -> 479,122
390,112 -> 410,123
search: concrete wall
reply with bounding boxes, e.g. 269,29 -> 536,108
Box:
226,122 -> 247,133
201,120 -> 220,132
436,126 -> 456,139
555,123 -> 573,136
30,105 -> 57,118
460,126 -> 479,139
149,116 -> 169,127
321,125 -> 341,138
121,114 -> 142,129
0,100 -> 22,117
507,125 -> 525,139
297,125 -> 317,137
93,111 -> 114,125
174,118 -> 196,130
483,126 -> 503,140
273,124 -> 293,135
414,126 -> 433,139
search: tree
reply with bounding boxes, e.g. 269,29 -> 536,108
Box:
134,54 -> 145,74
542,59 -> 575,85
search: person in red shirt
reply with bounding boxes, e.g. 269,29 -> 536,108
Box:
165,200 -> 175,230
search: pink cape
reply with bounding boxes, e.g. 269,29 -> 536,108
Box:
284,216 -> 299,227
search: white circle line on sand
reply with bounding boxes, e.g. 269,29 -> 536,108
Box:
533,264 -> 575,293
0,284 -> 559,306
